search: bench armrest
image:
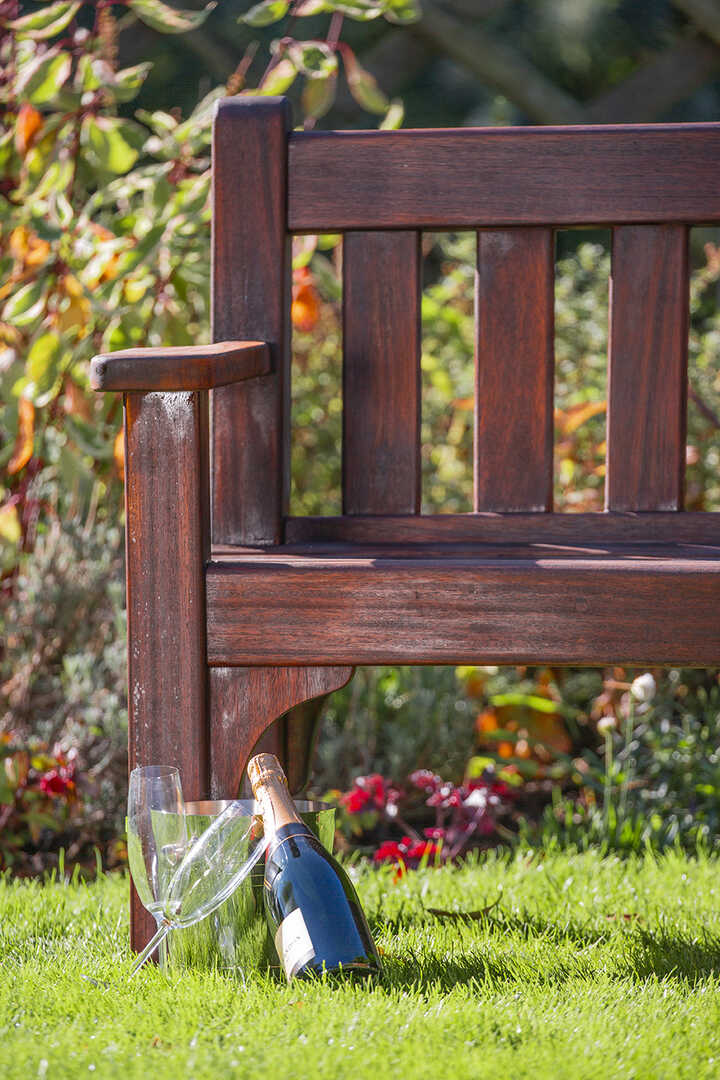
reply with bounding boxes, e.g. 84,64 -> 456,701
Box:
89,340 -> 271,392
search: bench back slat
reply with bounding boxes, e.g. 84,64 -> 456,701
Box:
475,228 -> 555,512
288,125 -> 720,231
606,225 -> 689,511
211,97 -> 292,545
342,231 -> 422,514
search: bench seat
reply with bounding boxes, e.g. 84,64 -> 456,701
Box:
207,542 -> 720,668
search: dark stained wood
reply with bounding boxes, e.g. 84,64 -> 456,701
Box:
90,341 -> 270,393
212,542 -> 720,561
288,124 -> 720,231
124,390 -> 210,953
284,512 -> 720,546
206,552 -> 720,667
209,666 -> 353,799
475,228 -> 554,511
606,225 -> 689,511
343,232 -> 421,514
212,97 -> 291,545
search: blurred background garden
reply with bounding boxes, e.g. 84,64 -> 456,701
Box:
2,0 -> 720,876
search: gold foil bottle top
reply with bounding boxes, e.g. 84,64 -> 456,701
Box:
247,753 -> 289,795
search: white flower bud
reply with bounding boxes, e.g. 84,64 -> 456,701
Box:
630,673 -> 656,703
597,715 -> 617,735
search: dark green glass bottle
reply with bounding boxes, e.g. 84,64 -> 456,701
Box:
248,753 -> 381,982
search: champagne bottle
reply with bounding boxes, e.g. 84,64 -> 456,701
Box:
248,753 -> 382,982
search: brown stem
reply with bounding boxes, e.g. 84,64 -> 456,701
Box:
688,383 -> 720,429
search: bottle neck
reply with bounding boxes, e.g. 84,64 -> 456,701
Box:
253,776 -> 304,841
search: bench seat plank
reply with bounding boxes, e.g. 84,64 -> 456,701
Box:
207,547 -> 720,667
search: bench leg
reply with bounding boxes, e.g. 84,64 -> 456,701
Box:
209,667 -> 354,799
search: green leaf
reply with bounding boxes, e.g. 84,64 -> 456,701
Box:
7,1 -> 81,39
26,331 -> 62,399
81,116 -> 140,174
240,0 -> 289,26
258,57 -> 297,96
288,40 -> 338,79
113,62 -> 153,103
379,98 -> 404,129
17,50 -> 72,105
301,73 -> 337,120
332,1 -> 385,19
384,0 -> 421,24
128,0 -> 216,34
2,278 -> 47,327
342,48 -> 389,114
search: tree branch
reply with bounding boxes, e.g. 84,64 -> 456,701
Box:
411,1 -> 587,124
673,0 -> 720,46
587,34 -> 720,122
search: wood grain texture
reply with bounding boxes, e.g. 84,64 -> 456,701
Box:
475,228 -> 554,511
90,341 -> 270,392
288,124 -> 720,230
209,666 -> 353,799
207,553 -> 720,667
284,512 -> 720,545
606,225 -> 689,511
124,390 -> 210,952
211,97 -> 291,545
343,231 -> 421,514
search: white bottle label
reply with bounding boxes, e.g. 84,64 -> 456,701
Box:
275,907 -> 316,981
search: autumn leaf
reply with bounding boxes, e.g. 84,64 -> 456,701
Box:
113,428 -> 125,478
7,398 -> 35,475
15,104 -> 43,156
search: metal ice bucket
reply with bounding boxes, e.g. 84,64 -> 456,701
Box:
165,799 -> 335,976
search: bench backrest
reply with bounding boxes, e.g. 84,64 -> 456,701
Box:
210,97 -> 720,548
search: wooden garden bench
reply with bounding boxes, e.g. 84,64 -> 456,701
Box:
90,98 -> 720,950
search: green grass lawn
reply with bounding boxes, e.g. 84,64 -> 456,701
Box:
3,848 -> 720,1079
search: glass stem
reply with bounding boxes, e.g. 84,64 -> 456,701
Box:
129,918 -> 172,978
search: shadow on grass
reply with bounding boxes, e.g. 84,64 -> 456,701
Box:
374,912 -> 720,991
620,927 -> 720,982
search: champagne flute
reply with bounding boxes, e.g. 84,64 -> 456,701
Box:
127,765 -> 187,966
129,801 -> 269,977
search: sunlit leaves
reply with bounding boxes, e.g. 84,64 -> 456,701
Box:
16,49 -> 72,105
2,279 -> 47,328
26,331 -> 63,403
302,74 -> 337,120
342,46 -> 389,114
384,0 -> 421,24
288,41 -> 338,79
128,0 -> 216,33
380,99 -> 404,129
259,57 -> 297,95
240,0 -> 289,26
81,117 -> 143,174
6,1 -> 81,40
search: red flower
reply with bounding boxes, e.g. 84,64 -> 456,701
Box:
404,841 -> 440,863
343,787 -> 372,814
373,840 -> 405,864
410,770 -> 441,794
39,769 -> 74,797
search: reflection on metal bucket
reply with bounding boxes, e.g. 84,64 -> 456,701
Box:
165,799 -> 335,977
